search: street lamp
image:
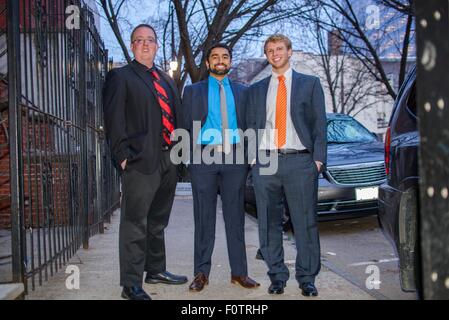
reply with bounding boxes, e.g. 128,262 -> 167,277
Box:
170,60 -> 178,71
168,60 -> 178,78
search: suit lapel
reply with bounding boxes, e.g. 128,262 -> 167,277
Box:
199,79 -> 209,124
229,81 -> 243,128
291,70 -> 304,117
290,70 -> 308,141
129,61 -> 158,100
258,77 -> 270,129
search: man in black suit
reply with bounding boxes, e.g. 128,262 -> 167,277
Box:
181,44 -> 260,292
103,24 -> 187,300
246,34 -> 327,297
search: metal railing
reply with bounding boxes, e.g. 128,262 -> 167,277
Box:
1,0 -> 120,293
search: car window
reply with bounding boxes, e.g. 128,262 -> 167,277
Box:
327,119 -> 376,143
406,83 -> 417,117
389,65 -> 416,123
392,76 -> 417,135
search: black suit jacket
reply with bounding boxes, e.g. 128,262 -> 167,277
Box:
103,60 -> 182,174
181,78 -> 248,162
246,70 -> 327,165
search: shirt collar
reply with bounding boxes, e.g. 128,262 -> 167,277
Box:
133,59 -> 156,73
271,67 -> 292,81
209,75 -> 229,86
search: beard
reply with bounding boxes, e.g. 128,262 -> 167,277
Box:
209,64 -> 231,76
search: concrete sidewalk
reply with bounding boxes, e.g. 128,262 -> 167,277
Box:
27,196 -> 373,300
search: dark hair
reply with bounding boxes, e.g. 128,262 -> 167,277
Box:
131,24 -> 158,43
205,43 -> 232,61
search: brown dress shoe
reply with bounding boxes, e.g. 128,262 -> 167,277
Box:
189,273 -> 208,292
231,275 -> 260,289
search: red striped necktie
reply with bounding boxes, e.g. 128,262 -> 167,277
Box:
150,70 -> 175,146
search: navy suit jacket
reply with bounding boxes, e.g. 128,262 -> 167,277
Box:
245,70 -> 327,165
181,78 -> 248,162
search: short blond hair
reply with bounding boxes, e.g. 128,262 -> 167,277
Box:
264,34 -> 292,53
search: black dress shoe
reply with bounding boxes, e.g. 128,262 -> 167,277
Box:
300,282 -> 318,297
145,271 -> 188,285
121,286 -> 151,300
268,280 -> 286,294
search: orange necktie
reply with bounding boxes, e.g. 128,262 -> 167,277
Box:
275,75 -> 287,148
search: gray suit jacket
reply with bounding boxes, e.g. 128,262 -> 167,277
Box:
245,70 -> 327,165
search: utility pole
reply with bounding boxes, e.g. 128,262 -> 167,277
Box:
415,0 -> 449,299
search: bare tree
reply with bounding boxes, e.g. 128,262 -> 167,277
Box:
98,0 -> 133,63
379,0 -> 414,15
377,0 -> 414,87
98,0 -> 169,63
98,0 -> 309,87
297,0 -> 415,100
299,9 -> 388,116
172,0 -> 312,84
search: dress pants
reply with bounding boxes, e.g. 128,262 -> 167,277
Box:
119,150 -> 177,287
189,162 -> 249,277
252,152 -> 321,285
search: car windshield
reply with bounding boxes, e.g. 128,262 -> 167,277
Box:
327,119 -> 376,143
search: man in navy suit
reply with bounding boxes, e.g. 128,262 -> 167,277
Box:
246,34 -> 327,297
181,43 -> 259,292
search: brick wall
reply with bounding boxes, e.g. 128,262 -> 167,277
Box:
0,109 -> 79,229
0,109 -> 10,229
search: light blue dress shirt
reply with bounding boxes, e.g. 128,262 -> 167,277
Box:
197,76 -> 240,145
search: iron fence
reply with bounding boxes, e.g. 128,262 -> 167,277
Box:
0,0 -> 120,293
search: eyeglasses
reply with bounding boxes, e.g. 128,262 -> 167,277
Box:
132,38 -> 156,45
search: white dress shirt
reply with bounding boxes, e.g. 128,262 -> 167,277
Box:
259,68 -> 306,151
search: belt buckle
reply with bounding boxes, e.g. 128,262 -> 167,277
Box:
277,149 -> 287,155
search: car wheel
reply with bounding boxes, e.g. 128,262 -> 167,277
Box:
398,186 -> 422,296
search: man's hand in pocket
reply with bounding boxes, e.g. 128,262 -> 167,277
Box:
315,161 -> 322,173
121,159 -> 127,170
250,159 -> 256,168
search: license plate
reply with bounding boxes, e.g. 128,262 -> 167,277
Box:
355,187 -> 379,201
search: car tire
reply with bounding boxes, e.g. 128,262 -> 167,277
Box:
398,186 -> 422,297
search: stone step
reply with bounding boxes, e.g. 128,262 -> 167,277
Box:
0,283 -> 25,300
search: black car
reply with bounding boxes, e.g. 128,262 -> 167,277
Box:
245,113 -> 386,222
378,66 -> 421,294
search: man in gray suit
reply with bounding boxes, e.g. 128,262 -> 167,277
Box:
246,34 -> 327,297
